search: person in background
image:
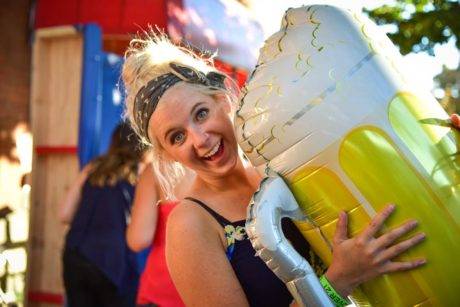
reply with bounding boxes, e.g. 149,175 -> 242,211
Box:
126,155 -> 193,307
59,123 -> 145,307
126,140 -> 193,307
121,32 -> 432,307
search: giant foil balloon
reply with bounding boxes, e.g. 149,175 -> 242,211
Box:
236,5 -> 460,306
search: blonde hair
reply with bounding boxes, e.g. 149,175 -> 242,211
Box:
122,30 -> 238,199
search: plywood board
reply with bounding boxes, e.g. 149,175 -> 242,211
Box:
28,26 -> 83,306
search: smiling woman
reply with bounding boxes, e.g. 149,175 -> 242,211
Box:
121,31 -> 428,307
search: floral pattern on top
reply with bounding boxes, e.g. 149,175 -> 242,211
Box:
224,224 -> 247,260
222,222 -> 327,277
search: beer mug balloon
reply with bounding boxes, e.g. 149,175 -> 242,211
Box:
236,5 -> 460,306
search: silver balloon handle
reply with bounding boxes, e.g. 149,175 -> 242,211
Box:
246,175 -> 334,307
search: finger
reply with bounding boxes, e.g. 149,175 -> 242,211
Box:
382,258 -> 426,274
451,114 -> 460,128
375,232 -> 425,264
361,204 -> 395,240
373,219 -> 418,250
333,211 -> 349,244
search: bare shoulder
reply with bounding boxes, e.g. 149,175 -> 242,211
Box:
167,198 -> 225,248
138,165 -> 160,188
74,163 -> 93,184
81,163 -> 94,177
168,199 -> 215,233
166,200 -> 248,306
139,164 -> 154,180
136,165 -> 168,204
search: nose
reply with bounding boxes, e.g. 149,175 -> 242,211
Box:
190,125 -> 210,149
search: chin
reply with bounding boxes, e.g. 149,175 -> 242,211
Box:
201,153 -> 238,178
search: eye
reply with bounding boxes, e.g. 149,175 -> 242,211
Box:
195,108 -> 209,122
170,131 -> 185,145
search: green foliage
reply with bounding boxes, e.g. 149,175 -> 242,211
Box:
366,0 -> 460,55
434,63 -> 460,113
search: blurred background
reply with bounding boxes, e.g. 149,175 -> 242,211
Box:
0,0 -> 458,306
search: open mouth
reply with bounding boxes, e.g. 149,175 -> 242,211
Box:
202,139 -> 224,161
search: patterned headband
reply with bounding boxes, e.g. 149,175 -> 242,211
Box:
134,62 -> 227,142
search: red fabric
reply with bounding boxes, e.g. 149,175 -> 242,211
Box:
34,0 -> 168,34
234,68 -> 248,88
120,0 -> 168,34
28,291 -> 63,304
78,0 -> 123,33
35,146 -> 77,155
214,59 -> 248,88
34,0 -> 79,27
214,59 -> 234,76
137,201 -> 184,306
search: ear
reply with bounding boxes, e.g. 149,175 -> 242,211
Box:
214,93 -> 232,114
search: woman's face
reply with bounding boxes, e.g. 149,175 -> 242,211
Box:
149,82 -> 239,177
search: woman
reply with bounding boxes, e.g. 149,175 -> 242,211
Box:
122,33 -> 427,306
127,162 -> 193,307
59,123 -> 144,307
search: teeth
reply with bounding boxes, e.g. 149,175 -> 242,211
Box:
203,140 -> 221,158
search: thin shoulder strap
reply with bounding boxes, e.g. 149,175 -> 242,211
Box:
185,197 -> 231,227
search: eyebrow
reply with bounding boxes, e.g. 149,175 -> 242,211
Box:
190,101 -> 205,116
163,101 -> 206,142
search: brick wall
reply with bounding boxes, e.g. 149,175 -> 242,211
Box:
0,1 -> 32,305
0,0 -> 32,161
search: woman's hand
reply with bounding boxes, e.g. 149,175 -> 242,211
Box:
450,114 -> 460,128
324,205 -> 426,297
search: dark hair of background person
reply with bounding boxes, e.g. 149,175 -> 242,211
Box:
88,123 -> 144,187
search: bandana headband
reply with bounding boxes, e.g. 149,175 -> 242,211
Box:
134,63 -> 227,142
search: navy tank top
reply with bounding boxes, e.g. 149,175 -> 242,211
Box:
185,197 -> 327,307
65,179 -> 138,292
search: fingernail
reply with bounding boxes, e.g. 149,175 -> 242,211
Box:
418,259 -> 427,265
409,220 -> 418,227
417,233 -> 426,240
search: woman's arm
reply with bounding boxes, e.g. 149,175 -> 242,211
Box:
126,165 -> 161,252
166,202 -> 250,307
58,164 -> 92,224
325,204 -> 425,297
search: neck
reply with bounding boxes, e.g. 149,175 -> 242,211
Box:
194,158 -> 259,194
